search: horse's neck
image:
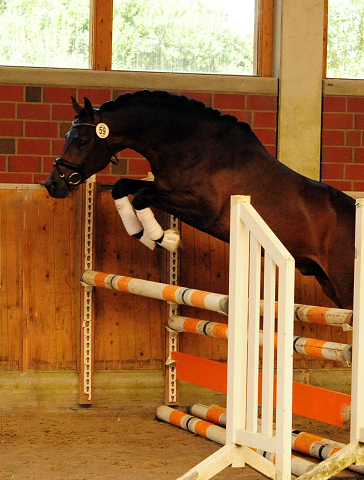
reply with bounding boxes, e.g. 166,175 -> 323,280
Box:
107,106 -> 202,164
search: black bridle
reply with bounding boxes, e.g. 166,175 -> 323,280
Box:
54,121 -> 119,187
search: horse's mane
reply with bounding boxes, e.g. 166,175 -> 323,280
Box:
97,90 -> 252,132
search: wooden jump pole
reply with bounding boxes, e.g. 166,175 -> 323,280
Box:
81,269 -> 229,314
189,404 -> 364,475
80,271 -> 353,327
156,405 -> 317,478
168,315 -> 352,364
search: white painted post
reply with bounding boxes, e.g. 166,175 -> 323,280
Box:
351,198 -> 364,445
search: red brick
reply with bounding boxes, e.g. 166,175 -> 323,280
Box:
52,104 -> 75,121
128,158 -> 151,176
253,111 -> 277,128
97,174 -> 119,184
346,130 -> 362,146
0,120 -> 23,137
321,147 -> 353,163
17,103 -> 50,120
0,103 -> 16,119
353,181 -> 364,192
120,148 -> 144,158
43,87 -> 76,104
111,159 -> 128,176
17,139 -> 50,155
34,173 -> 49,184
60,122 -> 72,137
0,155 -> 6,170
345,164 -> 364,180
43,157 -> 56,172
323,96 -> 346,112
322,113 -> 354,129
321,179 -> 352,191
182,92 -> 212,107
52,139 -> 66,156
253,128 -> 277,146
355,114 -> 364,130
246,95 -> 277,111
354,148 -> 364,163
347,97 -> 364,113
0,172 -> 33,183
25,121 -> 58,138
265,145 -> 277,157
0,86 -> 23,102
112,89 -> 132,100
321,163 -> 344,179
8,156 -> 41,173
218,110 -> 251,124
97,165 -> 111,175
77,89 -> 112,107
321,130 -> 345,146
213,93 -> 246,110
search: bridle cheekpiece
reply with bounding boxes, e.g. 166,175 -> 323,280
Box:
53,120 -> 118,187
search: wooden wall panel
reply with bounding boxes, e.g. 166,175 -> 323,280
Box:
0,186 -> 352,374
0,188 -> 82,372
178,224 -> 229,363
93,190 -> 167,370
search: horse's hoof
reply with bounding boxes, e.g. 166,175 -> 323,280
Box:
158,229 -> 183,252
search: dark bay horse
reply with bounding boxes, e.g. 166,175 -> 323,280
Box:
45,90 -> 356,309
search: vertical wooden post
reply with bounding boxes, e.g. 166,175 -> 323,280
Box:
164,215 -> 180,405
90,0 -> 113,71
79,177 -> 96,405
257,0 -> 274,77
322,0 -> 328,79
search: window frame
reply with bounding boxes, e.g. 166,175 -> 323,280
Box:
91,0 -> 274,77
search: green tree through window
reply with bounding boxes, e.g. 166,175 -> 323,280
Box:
0,0 -> 90,68
112,0 -> 255,74
327,0 -> 364,79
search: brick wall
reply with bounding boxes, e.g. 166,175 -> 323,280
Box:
322,96 -> 364,191
0,85 -> 277,185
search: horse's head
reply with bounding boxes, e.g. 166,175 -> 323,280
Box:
45,97 -> 116,198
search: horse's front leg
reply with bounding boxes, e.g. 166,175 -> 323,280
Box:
112,179 -> 181,252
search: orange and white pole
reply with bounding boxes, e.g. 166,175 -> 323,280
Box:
157,406 -> 316,477
168,316 -> 228,339
189,404 -> 362,475
168,316 -> 352,364
81,270 -> 228,314
292,430 -> 364,474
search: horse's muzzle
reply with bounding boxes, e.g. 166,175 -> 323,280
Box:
44,173 -> 71,198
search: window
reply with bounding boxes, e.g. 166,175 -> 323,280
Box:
0,0 -> 90,68
112,0 -> 256,75
327,0 -> 364,79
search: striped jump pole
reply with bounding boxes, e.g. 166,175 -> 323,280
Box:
291,430 -> 364,475
168,316 -> 352,365
156,406 -> 316,478
260,301 -> 353,329
81,270 -> 229,315
189,404 -> 363,475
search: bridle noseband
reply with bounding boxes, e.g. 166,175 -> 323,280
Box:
54,121 -> 119,187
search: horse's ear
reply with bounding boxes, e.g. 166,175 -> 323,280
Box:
84,97 -> 95,121
71,96 -> 82,114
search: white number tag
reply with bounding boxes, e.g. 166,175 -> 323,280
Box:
96,123 -> 109,138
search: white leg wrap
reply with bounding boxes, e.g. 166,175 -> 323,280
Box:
114,197 -> 143,236
136,208 -> 164,241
